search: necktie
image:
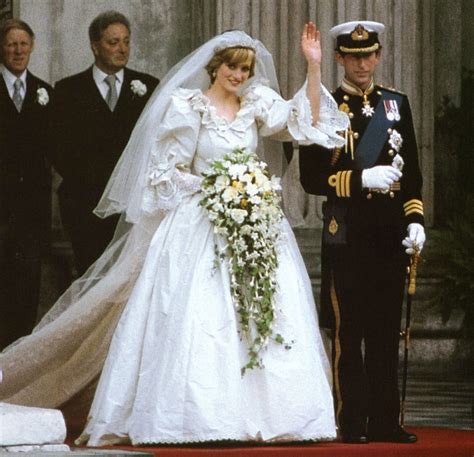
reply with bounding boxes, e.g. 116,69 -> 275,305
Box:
13,78 -> 23,112
105,74 -> 118,111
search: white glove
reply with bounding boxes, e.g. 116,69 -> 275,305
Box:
402,223 -> 426,254
362,165 -> 402,190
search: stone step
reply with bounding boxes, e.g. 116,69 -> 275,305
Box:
0,403 -> 67,447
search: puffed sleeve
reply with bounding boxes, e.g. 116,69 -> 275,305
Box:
248,81 -> 349,148
141,88 -> 203,215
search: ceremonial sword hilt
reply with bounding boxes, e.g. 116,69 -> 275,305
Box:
408,245 -> 421,296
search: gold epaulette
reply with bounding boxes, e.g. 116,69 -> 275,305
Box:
377,84 -> 406,95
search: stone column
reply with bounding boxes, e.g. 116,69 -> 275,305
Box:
433,0 -> 463,223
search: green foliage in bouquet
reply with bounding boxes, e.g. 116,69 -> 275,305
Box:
200,148 -> 289,374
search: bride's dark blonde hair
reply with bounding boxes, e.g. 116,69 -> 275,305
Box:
205,46 -> 256,83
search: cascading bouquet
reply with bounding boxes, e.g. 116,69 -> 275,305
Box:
199,148 -> 287,375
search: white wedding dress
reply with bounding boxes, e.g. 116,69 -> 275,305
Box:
76,82 -> 342,445
0,78 -> 346,446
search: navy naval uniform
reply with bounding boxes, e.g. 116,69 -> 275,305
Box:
299,77 -> 424,437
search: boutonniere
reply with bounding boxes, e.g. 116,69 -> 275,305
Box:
36,87 -> 49,106
130,80 -> 147,97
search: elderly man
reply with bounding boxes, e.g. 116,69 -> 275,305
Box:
0,19 -> 53,349
51,10 -> 159,276
299,21 -> 425,444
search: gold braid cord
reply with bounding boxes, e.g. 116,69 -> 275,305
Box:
408,249 -> 421,295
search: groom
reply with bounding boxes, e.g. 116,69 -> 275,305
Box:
51,11 -> 159,276
300,21 -> 425,444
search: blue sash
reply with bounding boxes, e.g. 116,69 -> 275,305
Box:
354,90 -> 404,169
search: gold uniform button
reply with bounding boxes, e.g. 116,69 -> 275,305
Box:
343,95 -> 349,101
388,149 -> 394,156
377,90 -> 382,95
353,132 -> 359,139
349,112 -> 354,119
366,193 -> 373,200
389,191 -> 395,198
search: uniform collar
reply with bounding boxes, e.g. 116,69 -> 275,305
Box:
341,77 -> 375,97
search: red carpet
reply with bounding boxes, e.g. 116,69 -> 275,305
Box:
69,428 -> 474,457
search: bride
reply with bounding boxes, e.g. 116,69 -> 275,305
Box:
0,23 -> 348,445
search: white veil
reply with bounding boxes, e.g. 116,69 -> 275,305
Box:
95,30 -> 281,224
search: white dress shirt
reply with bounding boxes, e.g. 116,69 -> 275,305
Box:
92,66 -> 124,101
1,64 -> 27,99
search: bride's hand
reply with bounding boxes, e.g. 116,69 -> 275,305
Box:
301,22 -> 321,67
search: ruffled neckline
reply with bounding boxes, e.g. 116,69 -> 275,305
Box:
181,86 -> 259,138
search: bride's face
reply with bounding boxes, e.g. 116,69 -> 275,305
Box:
213,61 -> 252,94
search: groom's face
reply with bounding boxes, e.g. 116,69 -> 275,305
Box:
91,22 -> 130,74
336,50 -> 381,91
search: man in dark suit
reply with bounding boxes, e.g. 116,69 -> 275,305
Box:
299,21 -> 425,444
51,11 -> 159,276
0,19 -> 53,349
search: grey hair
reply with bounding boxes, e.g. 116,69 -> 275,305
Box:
0,19 -> 35,45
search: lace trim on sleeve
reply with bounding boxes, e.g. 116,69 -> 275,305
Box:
142,154 -> 202,215
288,81 -> 349,148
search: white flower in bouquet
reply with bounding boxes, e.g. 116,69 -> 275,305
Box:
222,186 -> 239,202
240,225 -> 252,235
253,169 -> 267,187
245,183 -> 259,197
249,195 -> 261,205
212,202 -> 224,212
271,175 -> 282,190
199,148 -> 285,374
230,208 -> 248,224
214,225 -> 228,235
215,175 -> 230,191
228,163 -> 247,179
240,172 -> 253,183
